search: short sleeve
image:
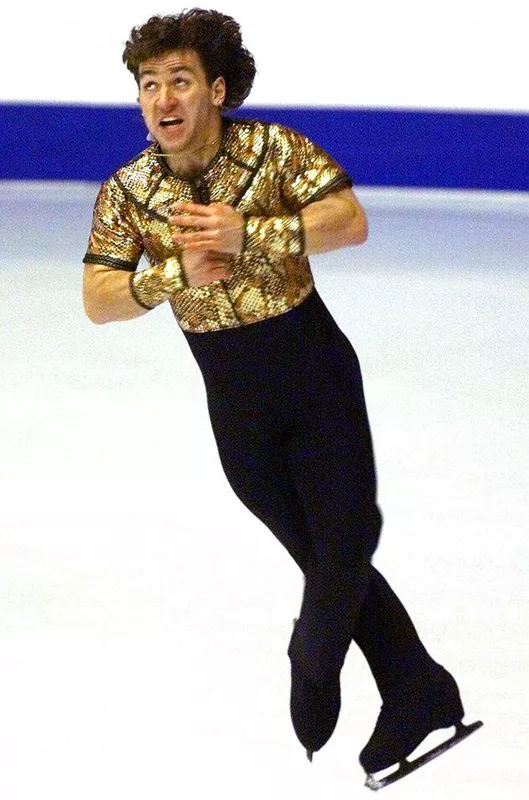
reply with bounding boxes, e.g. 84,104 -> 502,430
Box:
275,126 -> 353,210
83,177 -> 144,271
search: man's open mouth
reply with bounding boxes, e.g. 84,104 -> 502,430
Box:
160,117 -> 184,127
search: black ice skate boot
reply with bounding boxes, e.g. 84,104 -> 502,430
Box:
288,615 -> 342,760
289,657 -> 341,761
359,664 -> 465,776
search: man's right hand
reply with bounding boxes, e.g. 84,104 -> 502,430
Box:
181,249 -> 232,286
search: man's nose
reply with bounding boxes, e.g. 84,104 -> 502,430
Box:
157,85 -> 178,108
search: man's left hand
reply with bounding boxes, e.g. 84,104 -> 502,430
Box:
169,202 -> 244,254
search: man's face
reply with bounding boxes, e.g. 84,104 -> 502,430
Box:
138,49 -> 225,158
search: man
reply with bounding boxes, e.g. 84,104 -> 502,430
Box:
83,9 -> 481,789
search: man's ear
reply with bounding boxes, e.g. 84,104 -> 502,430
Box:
212,76 -> 226,107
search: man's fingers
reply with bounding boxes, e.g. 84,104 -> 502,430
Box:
206,255 -> 231,266
172,230 -> 216,242
185,241 -> 218,251
172,231 -> 219,248
171,202 -> 211,216
169,213 -> 211,228
177,239 -> 217,249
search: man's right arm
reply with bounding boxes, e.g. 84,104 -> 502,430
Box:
83,252 -> 232,325
83,263 -> 149,324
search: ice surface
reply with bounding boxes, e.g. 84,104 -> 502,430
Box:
1,182 -> 527,799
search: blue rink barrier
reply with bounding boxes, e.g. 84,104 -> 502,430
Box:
0,103 -> 527,190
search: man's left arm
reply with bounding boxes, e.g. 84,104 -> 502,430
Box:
299,187 -> 367,253
168,187 -> 367,257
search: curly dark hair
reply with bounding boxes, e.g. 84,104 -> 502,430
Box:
122,9 -> 256,110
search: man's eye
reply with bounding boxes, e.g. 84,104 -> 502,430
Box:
142,82 -> 156,92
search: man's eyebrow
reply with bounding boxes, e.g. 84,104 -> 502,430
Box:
139,65 -> 195,78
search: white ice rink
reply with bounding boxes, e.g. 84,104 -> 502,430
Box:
1,182 -> 528,799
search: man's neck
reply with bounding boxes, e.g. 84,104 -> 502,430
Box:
164,119 -> 223,176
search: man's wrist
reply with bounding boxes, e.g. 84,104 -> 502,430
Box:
242,213 -> 305,260
130,256 -> 187,310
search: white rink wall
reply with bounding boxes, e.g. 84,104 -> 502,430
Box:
3,0 -> 529,110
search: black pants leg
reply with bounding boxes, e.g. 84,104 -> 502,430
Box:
184,291 -> 435,694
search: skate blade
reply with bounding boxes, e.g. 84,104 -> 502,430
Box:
364,720 -> 483,792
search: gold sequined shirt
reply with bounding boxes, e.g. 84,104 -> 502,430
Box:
84,117 -> 352,332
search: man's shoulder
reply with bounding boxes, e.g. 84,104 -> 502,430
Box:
225,117 -> 308,165
103,144 -> 162,194
228,116 -> 300,140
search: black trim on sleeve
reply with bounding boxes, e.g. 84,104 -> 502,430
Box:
83,253 -> 139,271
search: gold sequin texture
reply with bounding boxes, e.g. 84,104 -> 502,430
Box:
84,118 -> 352,332
130,256 -> 187,309
243,214 -> 304,260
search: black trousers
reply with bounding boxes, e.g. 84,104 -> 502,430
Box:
184,290 -> 434,691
